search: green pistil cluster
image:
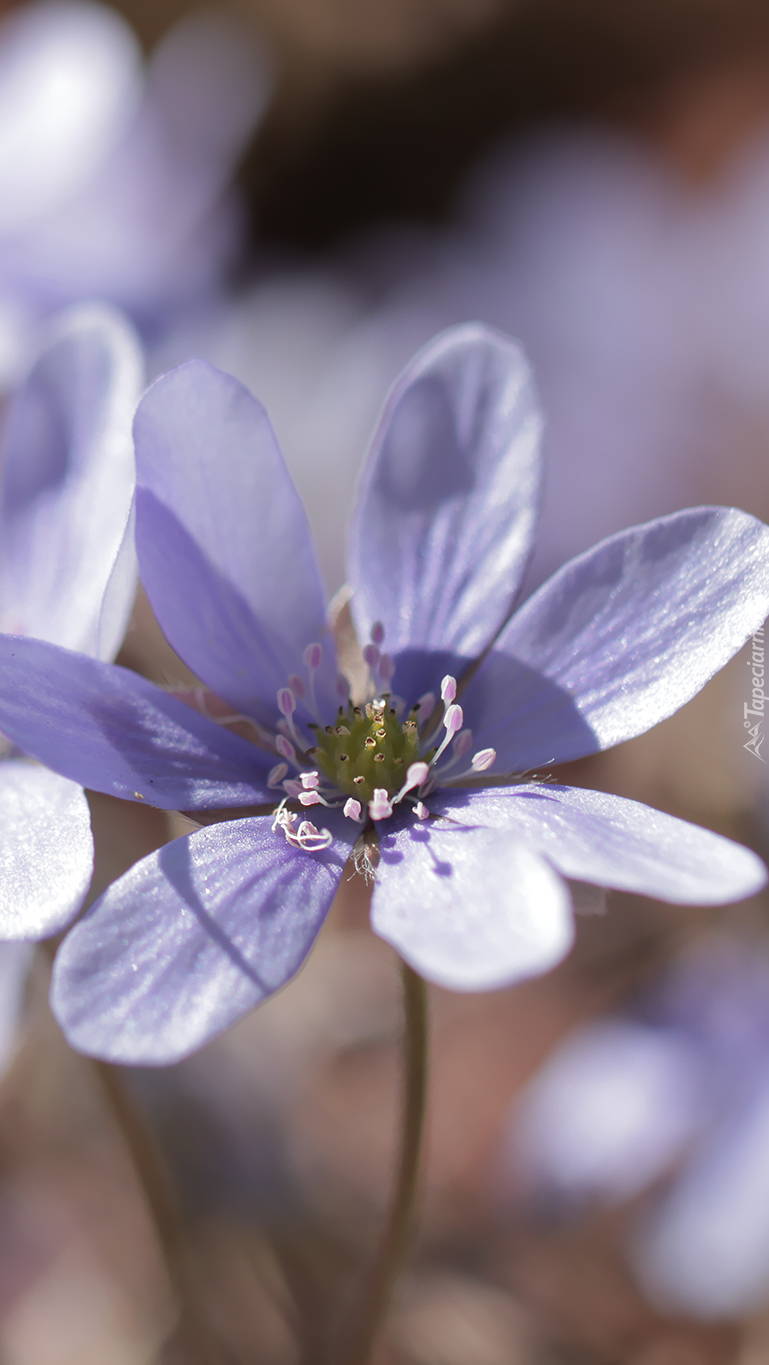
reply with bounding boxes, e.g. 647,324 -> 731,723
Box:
308,698 -> 424,803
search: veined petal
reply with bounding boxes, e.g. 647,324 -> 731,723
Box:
0,636 -> 274,809
349,324 -> 542,702
134,360 -> 337,728
0,761 -> 93,938
51,812 -> 356,1064
464,508 -> 769,768
435,785 -> 767,905
373,821 -> 572,990
0,304 -> 142,657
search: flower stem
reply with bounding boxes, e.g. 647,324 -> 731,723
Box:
338,959 -> 429,1365
93,1060 -> 222,1365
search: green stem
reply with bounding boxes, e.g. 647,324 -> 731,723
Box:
93,1061 -> 222,1365
338,959 -> 429,1365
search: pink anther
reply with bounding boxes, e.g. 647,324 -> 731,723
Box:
369,789 -> 393,821
275,734 -> 295,763
443,703 -> 463,738
277,687 -> 296,717
471,748 -> 496,772
267,763 -> 289,788
401,761 -> 430,795
300,770 -> 320,789
363,643 -> 380,670
440,675 -> 457,704
288,674 -> 307,700
453,729 -> 473,758
303,643 -> 322,671
370,622 -> 385,647
416,691 -> 435,720
413,802 -> 430,821
343,798 -> 363,822
299,790 -> 322,807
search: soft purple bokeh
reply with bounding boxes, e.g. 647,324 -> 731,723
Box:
507,936 -> 769,1319
0,1 -> 272,386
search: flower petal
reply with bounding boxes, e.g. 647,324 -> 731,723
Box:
373,820 -> 572,990
464,508 -> 769,768
630,1078 -> 769,1317
0,304 -> 142,657
0,636 -> 274,809
511,1020 -> 707,1205
134,359 -> 337,728
0,760 -> 93,937
435,784 -> 767,905
349,324 -> 542,702
51,812 -> 356,1064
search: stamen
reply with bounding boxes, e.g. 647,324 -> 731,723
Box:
343,798 -> 364,822
416,692 -> 435,725
277,688 -> 296,718
394,760 -> 430,803
303,643 -> 323,671
300,771 -> 320,790
431,728 -> 473,777
370,622 -> 385,647
299,790 -> 322,806
431,703 -> 464,766
295,821 -> 333,850
369,788 -> 393,821
440,676 -> 457,704
471,748 -> 496,772
288,674 -> 307,700
337,675 -> 351,700
275,735 -> 296,764
267,763 -> 288,788
413,802 -> 430,820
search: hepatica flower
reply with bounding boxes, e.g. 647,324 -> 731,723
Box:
0,324 -> 766,1065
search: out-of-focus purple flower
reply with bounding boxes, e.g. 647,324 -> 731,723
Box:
0,324 -> 765,1066
508,935 -> 769,1319
0,1 -> 272,385
0,302 -> 142,941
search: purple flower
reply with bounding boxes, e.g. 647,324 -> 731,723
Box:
0,302 -> 142,940
0,323 -> 766,1065
0,2 -> 271,383
508,936 -> 769,1318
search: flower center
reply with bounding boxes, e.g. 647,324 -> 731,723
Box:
308,698 -> 424,805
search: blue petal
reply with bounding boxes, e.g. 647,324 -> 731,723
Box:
134,360 -> 338,729
373,819 -> 572,989
349,324 -> 542,703
0,636 -> 274,809
51,811 -> 356,1064
630,1076 -> 769,1317
0,761 -> 93,937
0,304 -> 142,658
435,785 -> 767,905
464,507 -> 769,768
